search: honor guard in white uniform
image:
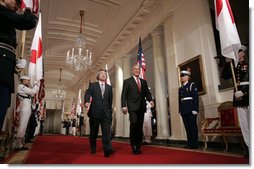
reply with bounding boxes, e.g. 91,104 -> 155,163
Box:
15,76 -> 39,150
143,100 -> 153,144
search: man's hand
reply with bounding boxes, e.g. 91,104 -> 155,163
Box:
85,102 -> 91,109
122,107 -> 128,114
234,91 -> 244,99
33,81 -> 40,86
150,101 -> 154,108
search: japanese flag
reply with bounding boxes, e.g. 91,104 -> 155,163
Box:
214,0 -> 241,65
28,11 -> 42,86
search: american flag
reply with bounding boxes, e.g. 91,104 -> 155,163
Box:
13,95 -> 21,127
137,37 -> 146,80
70,99 -> 76,117
39,101 -> 46,119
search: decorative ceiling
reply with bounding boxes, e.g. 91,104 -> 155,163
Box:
22,0 -> 162,92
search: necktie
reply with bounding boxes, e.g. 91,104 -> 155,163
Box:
136,77 -> 141,92
101,83 -> 105,98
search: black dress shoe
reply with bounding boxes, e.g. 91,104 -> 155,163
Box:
104,150 -> 114,157
132,146 -> 142,155
189,146 -> 198,149
133,149 -> 142,155
132,146 -> 137,154
244,149 -> 249,158
104,152 -> 109,157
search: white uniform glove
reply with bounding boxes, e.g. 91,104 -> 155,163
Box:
23,0 -> 33,10
16,59 -> 27,69
234,91 -> 244,99
192,111 -> 198,115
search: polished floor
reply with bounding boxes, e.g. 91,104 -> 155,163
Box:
3,134 -> 248,164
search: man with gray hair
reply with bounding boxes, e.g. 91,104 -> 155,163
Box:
121,64 -> 154,155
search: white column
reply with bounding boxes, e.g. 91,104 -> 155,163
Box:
122,55 -> 131,137
114,59 -> 124,137
151,27 -> 170,139
162,12 -> 185,140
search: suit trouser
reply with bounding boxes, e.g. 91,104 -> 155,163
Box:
89,117 -> 112,153
237,107 -> 250,147
25,112 -> 37,141
181,113 -> 198,147
129,111 -> 144,147
0,83 -> 11,131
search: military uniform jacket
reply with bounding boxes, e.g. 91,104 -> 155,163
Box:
0,5 -> 37,93
234,61 -> 249,107
178,82 -> 199,115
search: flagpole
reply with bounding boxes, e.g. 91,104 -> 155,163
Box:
15,30 -> 27,74
20,31 -> 26,59
229,60 -> 238,91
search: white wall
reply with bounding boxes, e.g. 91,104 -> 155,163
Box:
173,0 -> 232,119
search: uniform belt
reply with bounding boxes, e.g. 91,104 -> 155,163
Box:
239,82 -> 249,86
18,93 -> 31,99
0,42 -> 16,54
181,97 -> 193,101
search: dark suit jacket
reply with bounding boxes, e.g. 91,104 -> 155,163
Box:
121,77 -> 153,112
84,82 -> 113,122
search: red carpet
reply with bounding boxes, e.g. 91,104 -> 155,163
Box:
23,135 -> 248,164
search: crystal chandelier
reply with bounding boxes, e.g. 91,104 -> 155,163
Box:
66,10 -> 92,71
53,68 -> 66,100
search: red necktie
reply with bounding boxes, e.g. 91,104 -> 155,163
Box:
136,77 -> 141,92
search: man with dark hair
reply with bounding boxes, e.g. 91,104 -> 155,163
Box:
121,64 -> 154,155
84,69 -> 113,157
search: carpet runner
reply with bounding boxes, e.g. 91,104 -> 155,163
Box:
23,135 -> 248,164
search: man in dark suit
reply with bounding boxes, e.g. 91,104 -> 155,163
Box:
178,70 -> 199,149
121,64 -> 154,155
84,69 -> 113,157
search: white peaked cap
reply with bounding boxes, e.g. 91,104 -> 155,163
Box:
20,75 -> 30,80
180,70 -> 191,76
